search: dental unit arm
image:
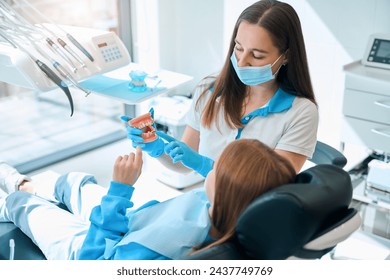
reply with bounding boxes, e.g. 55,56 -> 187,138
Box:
0,25 -> 131,91
0,0 -> 131,115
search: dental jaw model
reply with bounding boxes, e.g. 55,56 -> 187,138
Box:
128,70 -> 147,92
128,111 -> 158,143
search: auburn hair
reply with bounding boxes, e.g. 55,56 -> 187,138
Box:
196,139 -> 296,252
197,0 -> 316,129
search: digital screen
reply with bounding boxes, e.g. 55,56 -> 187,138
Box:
367,38 -> 390,65
98,42 -> 108,48
376,40 -> 390,58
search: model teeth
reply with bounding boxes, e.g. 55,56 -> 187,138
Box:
138,120 -> 153,129
142,131 -> 155,137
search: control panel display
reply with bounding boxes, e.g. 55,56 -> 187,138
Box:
362,34 -> 390,69
91,32 -> 130,67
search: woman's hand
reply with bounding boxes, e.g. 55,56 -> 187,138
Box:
158,131 -> 214,177
112,146 -> 143,186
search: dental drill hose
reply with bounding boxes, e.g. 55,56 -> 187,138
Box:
36,60 -> 74,116
0,30 -> 74,116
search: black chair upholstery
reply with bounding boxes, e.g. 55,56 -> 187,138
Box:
311,141 -> 347,168
0,201 -> 67,260
184,142 -> 353,260
0,222 -> 46,260
185,164 -> 356,260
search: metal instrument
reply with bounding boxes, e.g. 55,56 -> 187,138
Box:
14,0 -> 95,62
0,0 -> 131,116
0,29 -> 74,116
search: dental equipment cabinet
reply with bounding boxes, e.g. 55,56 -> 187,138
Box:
342,34 -> 390,207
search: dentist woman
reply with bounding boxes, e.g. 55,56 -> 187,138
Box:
124,0 -> 318,176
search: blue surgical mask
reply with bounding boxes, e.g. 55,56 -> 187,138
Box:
230,52 -> 284,86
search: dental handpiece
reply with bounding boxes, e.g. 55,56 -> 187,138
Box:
46,38 -> 77,73
57,38 -> 86,68
0,2 -> 88,69
66,33 -> 94,62
35,23 -> 86,69
33,40 -> 90,96
32,38 -> 88,96
14,0 -> 95,62
53,61 -> 91,96
35,60 -> 74,116
0,20 -> 74,116
21,50 -> 75,117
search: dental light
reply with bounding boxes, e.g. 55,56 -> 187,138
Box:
0,0 -> 130,116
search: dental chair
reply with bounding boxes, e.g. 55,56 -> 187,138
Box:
0,141 -> 358,260
185,141 -> 359,260
185,164 -> 361,260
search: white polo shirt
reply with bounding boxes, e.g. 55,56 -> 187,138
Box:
186,86 -> 318,160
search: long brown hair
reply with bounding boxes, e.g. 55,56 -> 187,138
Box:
197,139 -> 296,252
198,0 -> 316,129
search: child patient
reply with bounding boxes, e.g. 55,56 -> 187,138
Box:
0,139 -> 295,260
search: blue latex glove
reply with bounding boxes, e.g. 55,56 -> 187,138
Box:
157,131 -> 214,178
120,109 -> 164,158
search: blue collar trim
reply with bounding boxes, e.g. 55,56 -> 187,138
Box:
268,87 -> 295,113
240,88 -> 295,124
236,88 -> 295,139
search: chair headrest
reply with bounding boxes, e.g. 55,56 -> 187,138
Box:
235,164 -> 353,259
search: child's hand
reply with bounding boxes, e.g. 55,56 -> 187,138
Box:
113,146 -> 143,186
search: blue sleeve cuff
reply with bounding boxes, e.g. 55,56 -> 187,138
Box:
108,181 -> 134,199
